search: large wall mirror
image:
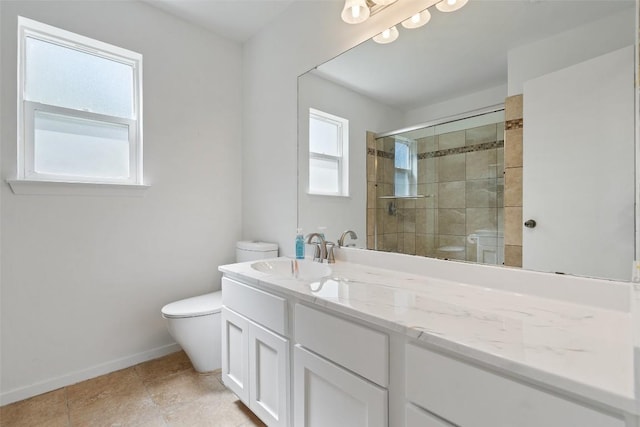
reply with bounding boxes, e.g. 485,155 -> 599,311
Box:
298,0 -> 638,282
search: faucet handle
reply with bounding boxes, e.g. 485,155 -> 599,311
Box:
311,243 -> 322,262
325,242 -> 336,264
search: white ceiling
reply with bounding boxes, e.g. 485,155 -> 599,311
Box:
145,0 -> 297,42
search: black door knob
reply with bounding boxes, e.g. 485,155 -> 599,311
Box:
524,219 -> 537,228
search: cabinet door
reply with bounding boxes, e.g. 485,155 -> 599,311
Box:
249,322 -> 289,427
221,307 -> 249,403
294,346 -> 387,427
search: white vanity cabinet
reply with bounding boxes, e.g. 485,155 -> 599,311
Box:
221,277 -> 289,427
293,303 -> 389,427
219,264 -> 638,427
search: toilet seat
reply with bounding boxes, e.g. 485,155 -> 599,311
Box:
161,291 -> 222,319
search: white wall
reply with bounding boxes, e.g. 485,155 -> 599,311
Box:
403,84 -> 507,127
0,1 -> 242,404
508,8 -> 634,96
297,73 -> 404,248
242,0 -> 436,255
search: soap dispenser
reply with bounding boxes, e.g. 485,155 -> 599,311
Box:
295,228 -> 305,260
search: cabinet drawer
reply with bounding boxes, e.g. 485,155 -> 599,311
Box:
222,277 -> 287,336
406,403 -> 454,427
405,343 -> 625,427
295,303 -> 388,387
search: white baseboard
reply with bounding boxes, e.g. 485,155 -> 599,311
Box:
0,342 -> 181,406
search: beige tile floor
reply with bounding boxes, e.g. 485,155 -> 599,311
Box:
0,351 -> 266,427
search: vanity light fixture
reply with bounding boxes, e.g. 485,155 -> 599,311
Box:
373,26 -> 399,44
346,0 -> 468,44
342,0 -> 467,25
341,0 -> 398,24
435,0 -> 468,13
341,0 -> 371,24
401,9 -> 431,29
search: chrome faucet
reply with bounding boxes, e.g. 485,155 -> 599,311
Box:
306,233 -> 326,262
338,230 -> 358,247
306,233 -> 335,263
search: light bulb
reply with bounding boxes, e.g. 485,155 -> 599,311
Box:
352,4 -> 361,18
372,26 -> 399,44
435,0 -> 468,12
341,0 -> 370,24
401,9 -> 431,29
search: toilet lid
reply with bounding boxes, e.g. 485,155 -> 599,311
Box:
161,292 -> 222,319
236,240 -> 278,252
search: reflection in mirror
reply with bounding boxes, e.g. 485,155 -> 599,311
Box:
369,110 -> 505,266
298,0 -> 637,281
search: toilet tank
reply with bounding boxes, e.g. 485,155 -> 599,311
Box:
236,241 -> 278,262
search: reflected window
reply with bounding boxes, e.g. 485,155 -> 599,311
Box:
308,108 -> 349,196
18,17 -> 143,184
394,138 -> 416,196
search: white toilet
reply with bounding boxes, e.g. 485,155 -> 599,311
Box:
161,241 -> 278,373
161,292 -> 222,373
235,240 -> 278,262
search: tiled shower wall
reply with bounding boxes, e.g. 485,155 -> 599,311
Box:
504,95 -> 524,267
367,122 -> 505,263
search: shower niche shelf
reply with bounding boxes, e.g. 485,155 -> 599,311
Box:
378,195 -> 432,200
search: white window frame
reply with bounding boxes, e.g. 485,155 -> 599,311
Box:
394,137 -> 417,197
308,108 -> 349,197
16,17 -> 143,186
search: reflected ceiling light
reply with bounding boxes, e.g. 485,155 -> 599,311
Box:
401,9 -> 431,29
373,26 -> 399,44
341,0 -> 371,24
435,0 -> 468,13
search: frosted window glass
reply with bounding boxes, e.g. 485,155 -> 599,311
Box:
34,111 -> 130,179
395,142 -> 410,170
310,117 -> 340,156
25,37 -> 134,118
395,170 -> 410,196
309,158 -> 339,194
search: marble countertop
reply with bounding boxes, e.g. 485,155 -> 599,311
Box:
219,258 -> 637,413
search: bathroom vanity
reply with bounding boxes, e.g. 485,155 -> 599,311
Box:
219,254 -> 639,427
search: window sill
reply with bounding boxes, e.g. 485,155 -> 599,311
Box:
307,192 -> 351,199
7,179 -> 150,197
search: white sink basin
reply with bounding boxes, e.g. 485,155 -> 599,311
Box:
251,259 -> 332,281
